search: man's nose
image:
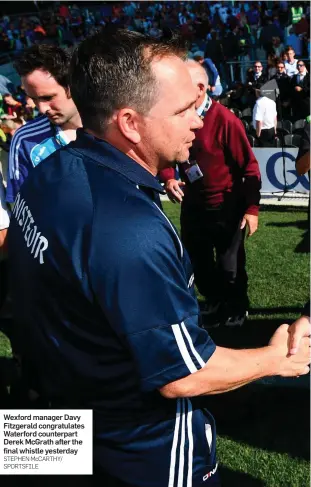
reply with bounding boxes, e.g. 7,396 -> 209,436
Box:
192,112 -> 204,130
36,101 -> 50,115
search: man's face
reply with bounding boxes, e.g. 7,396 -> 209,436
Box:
287,49 -> 295,61
297,61 -> 305,72
137,56 -> 203,168
277,63 -> 285,73
253,63 -> 262,74
22,69 -> 78,126
3,94 -> 16,106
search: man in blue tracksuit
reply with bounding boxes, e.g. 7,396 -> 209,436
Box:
8,30 -> 311,486
193,51 -> 223,97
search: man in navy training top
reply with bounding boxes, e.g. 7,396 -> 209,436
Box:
6,44 -> 81,204
8,30 -> 311,487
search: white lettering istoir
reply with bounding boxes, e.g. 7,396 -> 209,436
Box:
13,194 -> 49,265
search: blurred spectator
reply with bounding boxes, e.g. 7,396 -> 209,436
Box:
285,28 -> 303,56
272,36 -> 285,56
291,60 -> 310,120
290,4 -> 304,24
0,76 -> 14,96
218,2 -> 229,24
2,94 -> 23,121
247,3 -> 260,34
295,13 -> 309,35
267,53 -> 277,79
193,52 -> 223,97
204,30 -> 224,68
0,119 -> 23,140
284,45 -> 298,77
148,20 -> 162,38
259,17 -> 282,56
59,3 -> 70,21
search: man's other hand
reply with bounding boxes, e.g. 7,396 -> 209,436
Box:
165,179 -> 185,204
288,316 -> 311,355
269,324 -> 311,377
240,214 -> 258,237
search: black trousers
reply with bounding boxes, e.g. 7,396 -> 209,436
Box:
258,128 -> 275,147
181,203 -> 249,314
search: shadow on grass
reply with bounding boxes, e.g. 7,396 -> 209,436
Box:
260,206 -> 309,214
219,466 -> 265,487
266,220 -> 308,229
265,218 -> 310,253
197,317 -> 310,462
295,229 -> 310,253
249,306 -> 304,315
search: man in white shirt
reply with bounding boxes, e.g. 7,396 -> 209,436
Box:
284,46 -> 298,77
253,90 -> 277,147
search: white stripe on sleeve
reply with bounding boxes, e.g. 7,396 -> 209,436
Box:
181,322 -> 206,368
172,324 -> 197,374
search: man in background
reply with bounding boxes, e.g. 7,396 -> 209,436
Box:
284,46 -> 298,77
252,88 -> 277,147
6,44 -> 81,204
161,60 -> 261,328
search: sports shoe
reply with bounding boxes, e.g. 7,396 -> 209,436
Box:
224,311 -> 248,327
199,301 -> 221,316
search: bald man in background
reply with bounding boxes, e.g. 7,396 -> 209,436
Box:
160,60 -> 261,328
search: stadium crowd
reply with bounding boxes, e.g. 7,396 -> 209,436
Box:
0,1 -> 309,150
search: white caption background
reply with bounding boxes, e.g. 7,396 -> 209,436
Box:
0,410 -> 93,475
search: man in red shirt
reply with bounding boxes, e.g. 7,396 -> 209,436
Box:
160,60 -> 261,327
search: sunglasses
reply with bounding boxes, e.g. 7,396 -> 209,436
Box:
254,66 -> 262,68
297,64 -> 305,67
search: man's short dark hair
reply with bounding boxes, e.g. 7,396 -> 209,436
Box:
14,44 -> 71,90
69,29 -> 186,133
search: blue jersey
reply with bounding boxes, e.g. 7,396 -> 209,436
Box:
6,115 -> 69,203
8,130 -> 218,486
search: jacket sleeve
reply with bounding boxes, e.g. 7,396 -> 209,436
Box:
158,167 -> 175,183
6,134 -> 30,203
225,116 -> 261,216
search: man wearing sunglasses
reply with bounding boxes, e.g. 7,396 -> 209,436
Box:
246,61 -> 268,107
246,61 -> 268,89
291,61 -> 310,120
271,61 -> 291,117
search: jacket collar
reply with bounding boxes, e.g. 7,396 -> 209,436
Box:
72,129 -> 165,194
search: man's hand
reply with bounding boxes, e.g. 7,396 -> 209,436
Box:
288,316 -> 311,355
240,214 -> 258,237
295,86 -> 302,92
269,324 -> 310,377
165,179 -> 185,204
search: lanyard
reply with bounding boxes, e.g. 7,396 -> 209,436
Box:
52,123 -> 67,147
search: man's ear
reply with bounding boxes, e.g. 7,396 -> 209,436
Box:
198,82 -> 206,98
116,108 -> 141,144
